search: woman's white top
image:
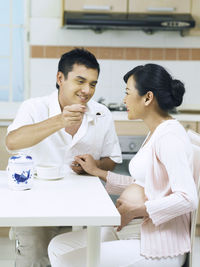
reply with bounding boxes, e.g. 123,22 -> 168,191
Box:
115,132 -> 153,240
128,135 -> 152,187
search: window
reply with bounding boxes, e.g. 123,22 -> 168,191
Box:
0,0 -> 29,103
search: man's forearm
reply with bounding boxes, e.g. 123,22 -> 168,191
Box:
96,157 -> 116,171
6,114 -> 63,150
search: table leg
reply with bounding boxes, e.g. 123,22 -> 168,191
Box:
87,226 -> 101,267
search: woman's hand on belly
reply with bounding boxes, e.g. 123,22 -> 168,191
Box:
116,183 -> 148,231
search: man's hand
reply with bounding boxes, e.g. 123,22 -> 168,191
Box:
74,154 -> 99,176
72,155 -> 108,181
61,104 -> 86,128
71,161 -> 86,174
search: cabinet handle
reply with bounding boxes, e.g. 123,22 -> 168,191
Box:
185,124 -> 191,129
83,5 -> 111,11
147,7 -> 175,12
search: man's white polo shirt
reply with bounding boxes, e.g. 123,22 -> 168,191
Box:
7,90 -> 122,172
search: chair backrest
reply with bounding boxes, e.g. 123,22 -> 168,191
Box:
187,130 -> 200,267
188,129 -> 200,147
190,145 -> 200,266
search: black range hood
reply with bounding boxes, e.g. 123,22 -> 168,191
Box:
63,12 -> 195,34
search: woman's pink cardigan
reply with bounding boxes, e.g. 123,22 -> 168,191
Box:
106,120 -> 198,258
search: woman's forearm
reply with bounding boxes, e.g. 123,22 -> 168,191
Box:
95,157 -> 116,171
93,168 -> 108,182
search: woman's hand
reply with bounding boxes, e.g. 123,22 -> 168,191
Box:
116,197 -> 148,231
74,154 -> 99,176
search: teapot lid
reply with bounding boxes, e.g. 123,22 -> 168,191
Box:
9,154 -> 33,164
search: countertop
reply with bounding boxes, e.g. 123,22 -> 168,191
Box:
1,111 -> 200,127
112,111 -> 200,122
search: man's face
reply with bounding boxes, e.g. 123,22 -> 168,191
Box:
57,64 -> 98,109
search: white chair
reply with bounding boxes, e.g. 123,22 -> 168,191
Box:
184,130 -> 200,267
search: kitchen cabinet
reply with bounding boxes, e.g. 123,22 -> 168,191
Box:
0,127 -> 12,238
114,121 -> 148,136
128,0 -> 191,14
0,227 -> 10,237
128,0 -> 200,35
190,0 -> 200,35
114,120 -> 198,136
63,0 -> 127,13
63,0 -> 200,35
0,126 -> 10,170
197,209 -> 200,228
180,121 -> 198,132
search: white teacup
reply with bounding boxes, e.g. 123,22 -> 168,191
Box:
36,165 -> 63,180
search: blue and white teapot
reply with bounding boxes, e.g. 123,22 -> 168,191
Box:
7,154 -> 34,190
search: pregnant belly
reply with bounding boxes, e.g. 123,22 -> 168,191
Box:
115,183 -> 145,239
119,183 -> 146,205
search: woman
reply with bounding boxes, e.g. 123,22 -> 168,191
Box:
48,64 -> 198,267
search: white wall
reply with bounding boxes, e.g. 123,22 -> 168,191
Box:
30,0 -> 200,110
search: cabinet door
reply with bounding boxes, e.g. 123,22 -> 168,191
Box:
129,0 -> 191,14
197,205 -> 200,225
114,121 -> 148,136
180,121 -> 198,132
64,0 -> 127,13
0,126 -> 10,170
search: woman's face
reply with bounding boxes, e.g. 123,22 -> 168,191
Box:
124,76 -> 145,120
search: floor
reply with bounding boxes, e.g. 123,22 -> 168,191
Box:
0,236 -> 199,267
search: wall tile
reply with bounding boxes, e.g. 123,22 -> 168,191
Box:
31,46 -> 44,58
191,49 -> 200,60
31,0 -> 61,18
85,47 -> 99,58
125,48 -> 139,60
98,47 -> 113,59
30,46 -> 200,63
178,49 -> 190,60
139,48 -> 151,60
165,48 -> 177,60
45,46 -> 58,58
30,18 -> 60,45
57,46 -> 74,57
111,47 -> 125,60
30,45 -> 200,64
30,58 -> 59,98
151,48 -> 164,60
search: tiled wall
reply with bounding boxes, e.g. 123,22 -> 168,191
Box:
31,46 -> 200,61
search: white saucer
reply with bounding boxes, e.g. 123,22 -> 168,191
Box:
34,174 -> 64,181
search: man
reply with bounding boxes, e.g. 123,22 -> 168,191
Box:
6,48 -> 122,267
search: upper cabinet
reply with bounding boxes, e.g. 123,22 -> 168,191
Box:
128,0 -> 191,14
64,0 -> 127,13
63,0 -> 200,35
190,0 -> 200,35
